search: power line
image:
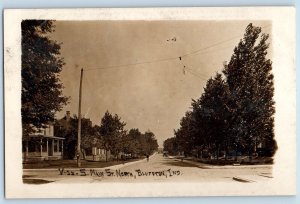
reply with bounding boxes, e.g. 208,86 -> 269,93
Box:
180,24 -> 271,58
85,56 -> 178,71
84,24 -> 271,73
185,68 -> 209,81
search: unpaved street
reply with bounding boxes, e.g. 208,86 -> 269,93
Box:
23,153 -> 272,184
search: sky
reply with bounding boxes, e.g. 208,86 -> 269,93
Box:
50,20 -> 271,147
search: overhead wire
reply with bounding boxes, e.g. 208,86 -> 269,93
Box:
185,68 -> 209,81
84,56 -> 179,71
83,24 -> 272,80
180,24 -> 271,58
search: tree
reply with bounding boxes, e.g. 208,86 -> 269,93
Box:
22,20 -> 68,136
223,23 -> 277,157
54,116 -> 77,159
121,128 -> 158,158
80,118 -> 100,159
174,111 -> 196,156
163,137 -> 177,155
195,73 -> 231,159
164,23 -> 277,161
98,111 -> 126,161
144,130 -> 159,155
54,115 -> 97,159
121,128 -> 142,157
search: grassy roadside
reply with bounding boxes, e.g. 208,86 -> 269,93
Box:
23,158 -> 142,169
173,156 -> 274,165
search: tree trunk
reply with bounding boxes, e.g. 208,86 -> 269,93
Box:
216,145 -> 220,160
248,141 -> 252,161
81,149 -> 86,160
235,146 -> 238,161
105,149 -> 108,162
200,150 -> 203,160
224,140 -> 228,160
249,149 -> 252,161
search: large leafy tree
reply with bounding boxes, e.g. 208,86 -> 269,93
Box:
144,130 -> 159,155
120,128 -> 159,157
223,23 -> 276,156
163,137 -> 177,155
54,115 -> 98,159
174,111 -> 196,155
98,111 -> 126,161
22,20 -> 68,136
193,73 -> 231,159
165,23 -> 277,160
78,118 -> 101,159
121,128 -> 142,156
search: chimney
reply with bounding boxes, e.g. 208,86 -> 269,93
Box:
66,111 -> 71,121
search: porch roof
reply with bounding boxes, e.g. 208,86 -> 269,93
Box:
26,135 -> 65,140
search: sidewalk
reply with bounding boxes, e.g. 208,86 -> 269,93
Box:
168,156 -> 273,183
107,152 -> 157,170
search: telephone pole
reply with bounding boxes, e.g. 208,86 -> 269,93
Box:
77,68 -> 83,167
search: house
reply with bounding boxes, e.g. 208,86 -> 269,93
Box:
85,147 -> 111,162
22,124 -> 65,161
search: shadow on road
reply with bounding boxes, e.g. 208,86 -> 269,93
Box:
23,179 -> 54,185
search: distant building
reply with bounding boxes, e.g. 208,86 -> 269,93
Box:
85,147 -> 111,162
22,124 -> 65,161
55,110 -> 72,131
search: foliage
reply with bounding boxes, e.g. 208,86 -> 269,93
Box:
98,111 -> 126,158
164,23 -> 277,160
121,129 -> 158,157
55,111 -> 159,160
163,137 -> 177,155
121,128 -> 142,156
143,130 -> 159,155
22,20 -> 68,136
54,116 -> 96,159
223,23 -> 276,156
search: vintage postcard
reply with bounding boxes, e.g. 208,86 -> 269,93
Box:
4,7 -> 296,198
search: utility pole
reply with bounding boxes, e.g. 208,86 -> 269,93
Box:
77,68 -> 83,167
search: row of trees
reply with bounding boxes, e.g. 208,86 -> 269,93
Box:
55,111 -> 159,161
21,20 -> 158,161
164,24 -> 277,160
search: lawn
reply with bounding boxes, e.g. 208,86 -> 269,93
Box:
23,158 -> 141,169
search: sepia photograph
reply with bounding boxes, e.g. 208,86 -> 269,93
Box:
4,7 -> 296,198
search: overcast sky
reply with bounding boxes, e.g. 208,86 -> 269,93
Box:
50,20 -> 271,147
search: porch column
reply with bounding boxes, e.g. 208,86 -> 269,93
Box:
40,138 -> 43,156
62,140 -> 64,159
51,139 -> 54,155
26,140 -> 29,158
57,140 -> 60,153
46,139 -> 49,156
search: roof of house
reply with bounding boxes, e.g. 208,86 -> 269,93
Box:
26,135 -> 65,140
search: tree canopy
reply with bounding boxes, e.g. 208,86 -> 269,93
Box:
22,20 -> 68,136
164,23 -> 277,161
56,111 -> 159,161
99,111 -> 126,158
